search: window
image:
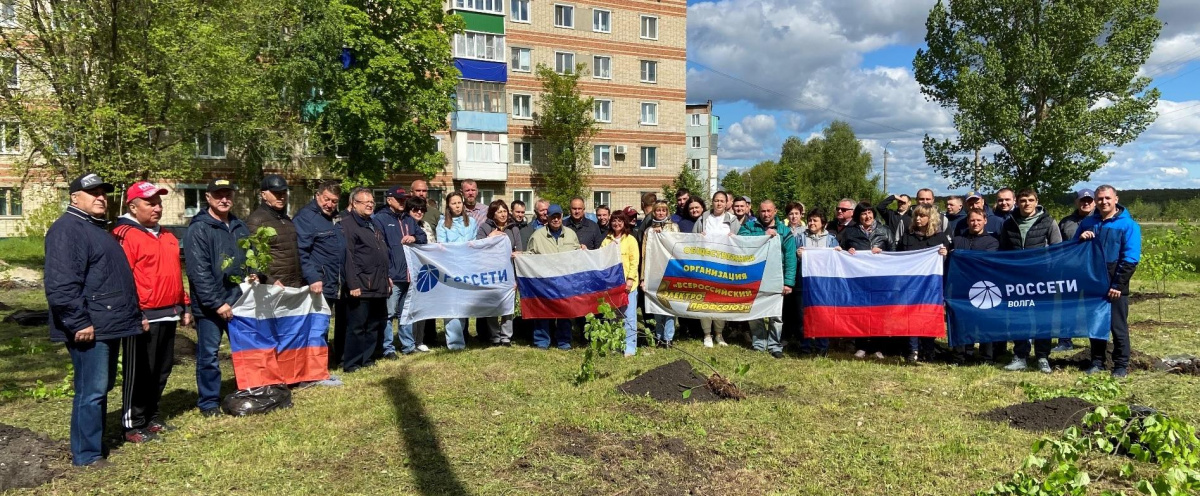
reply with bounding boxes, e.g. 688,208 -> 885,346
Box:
592,9 -> 610,33
510,0 -> 529,22
0,187 -> 20,216
640,15 -> 658,39
690,136 -> 701,148
554,4 -> 574,28
593,145 -> 611,168
593,99 -> 611,123
479,189 -> 495,205
465,132 -> 505,163
513,142 -> 532,165
3,56 -> 16,88
640,60 -> 657,83
456,81 -> 506,113
554,51 -> 575,74
428,189 -> 444,214
195,130 -> 226,158
1,0 -> 14,25
513,190 -> 533,207
640,147 -> 657,169
0,121 -> 18,154
640,102 -> 658,125
453,31 -> 505,62
690,159 -> 701,171
593,191 -> 610,210
690,114 -> 703,126
510,47 -> 531,72
183,187 -> 207,217
512,94 -> 532,119
455,0 -> 503,14
592,56 -> 611,79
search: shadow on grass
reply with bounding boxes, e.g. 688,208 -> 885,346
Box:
382,371 -> 469,496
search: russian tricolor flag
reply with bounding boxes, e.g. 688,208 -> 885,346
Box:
801,246 -> 946,338
515,243 -> 629,319
228,284 -> 332,390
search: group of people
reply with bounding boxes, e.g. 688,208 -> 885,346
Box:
43,172 -> 1140,469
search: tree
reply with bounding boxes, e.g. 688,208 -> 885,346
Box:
719,169 -> 746,200
310,0 -> 462,185
662,162 -> 707,207
772,121 -> 880,211
531,63 -> 598,207
914,0 -> 1161,196
743,160 -> 776,203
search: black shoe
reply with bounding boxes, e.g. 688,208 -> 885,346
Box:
664,340 -> 673,349
1085,365 -> 1105,375
200,408 -> 223,418
1112,367 -> 1128,378
124,429 -> 159,444
770,351 -> 784,359
147,421 -> 176,433
382,352 -> 399,360
81,459 -> 113,470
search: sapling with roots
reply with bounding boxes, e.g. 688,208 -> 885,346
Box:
221,226 -> 277,284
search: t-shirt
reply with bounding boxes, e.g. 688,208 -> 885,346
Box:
704,214 -> 730,236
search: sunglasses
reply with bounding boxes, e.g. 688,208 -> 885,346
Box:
836,207 -> 853,212
410,207 -> 427,213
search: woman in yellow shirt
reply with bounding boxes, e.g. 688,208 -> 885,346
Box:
602,210 -> 640,356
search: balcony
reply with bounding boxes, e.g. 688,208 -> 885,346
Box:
454,159 -> 508,181
451,111 -> 508,133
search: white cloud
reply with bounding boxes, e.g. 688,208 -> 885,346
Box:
719,114 -> 779,160
1159,167 -> 1189,177
1141,33 -> 1200,78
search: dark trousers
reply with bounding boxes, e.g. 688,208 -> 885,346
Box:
533,319 -> 572,349
121,322 -> 176,432
781,292 -> 800,345
344,297 -> 386,372
195,313 -> 228,412
955,342 -> 999,363
413,320 -> 431,347
325,297 -> 346,370
1014,339 -> 1052,361
67,338 -> 120,466
1091,293 -> 1131,369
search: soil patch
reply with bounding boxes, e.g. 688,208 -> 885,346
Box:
0,301 -> 11,311
0,423 -> 70,491
173,334 -> 197,363
1161,355 -> 1200,376
980,397 -> 1096,432
2,310 -> 49,327
1053,345 -> 1164,372
1130,292 -> 1195,304
617,360 -> 727,403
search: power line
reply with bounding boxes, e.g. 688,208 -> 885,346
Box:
1142,45 -> 1200,80
687,60 -> 928,139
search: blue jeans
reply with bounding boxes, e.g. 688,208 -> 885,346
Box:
533,319 -> 572,350
621,289 -> 639,355
194,314 -> 228,412
751,317 -> 783,353
443,318 -> 467,350
67,338 -> 120,466
653,314 -> 676,343
386,282 -> 415,354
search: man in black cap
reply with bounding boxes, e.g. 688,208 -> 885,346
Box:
245,174 -> 303,288
373,186 -> 427,357
184,178 -> 251,416
45,173 -> 145,467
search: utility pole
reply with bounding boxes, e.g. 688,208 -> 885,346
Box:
883,140 -> 894,194
973,148 -> 980,193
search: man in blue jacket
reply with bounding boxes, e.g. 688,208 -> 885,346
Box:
373,186 -> 428,357
295,181 -> 348,369
1076,185 -> 1142,378
184,178 -> 250,416
45,173 -> 145,468
737,200 -> 797,359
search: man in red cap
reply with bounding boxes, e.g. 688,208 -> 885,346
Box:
112,181 -> 190,442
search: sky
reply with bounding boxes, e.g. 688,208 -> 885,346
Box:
685,0 -> 1200,196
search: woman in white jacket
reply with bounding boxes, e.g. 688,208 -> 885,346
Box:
690,191 -> 741,347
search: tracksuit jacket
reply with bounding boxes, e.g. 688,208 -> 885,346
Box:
112,215 -> 189,320
1075,205 -> 1142,294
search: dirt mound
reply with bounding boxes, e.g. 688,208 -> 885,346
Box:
1130,292 -> 1194,304
980,397 -> 1096,432
2,310 -> 49,327
0,424 -> 69,491
174,334 -> 197,363
1053,345 -> 1163,372
618,360 -> 724,403
1161,355 -> 1200,376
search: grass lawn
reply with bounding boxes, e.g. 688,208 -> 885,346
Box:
2,276 -> 1199,495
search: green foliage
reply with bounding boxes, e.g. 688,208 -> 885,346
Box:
16,198 -> 65,240
532,63 -> 599,207
719,169 -> 746,200
1020,375 -> 1124,404
772,122 -> 881,211
1,364 -> 73,402
914,0 -> 1162,196
1141,221 -> 1198,320
663,163 -> 708,205
979,405 -> 1200,495
223,226 -> 277,284
576,300 -> 626,385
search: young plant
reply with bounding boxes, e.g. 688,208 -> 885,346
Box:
1140,220 -> 1197,321
575,300 -> 626,385
221,226 -> 277,285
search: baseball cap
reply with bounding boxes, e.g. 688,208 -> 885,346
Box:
206,178 -> 236,193
261,174 -> 288,192
1076,188 -> 1095,200
623,206 -> 638,219
966,193 -> 983,203
68,173 -> 114,194
386,186 -> 407,200
547,204 -> 563,217
740,196 -> 751,203
125,181 -> 169,204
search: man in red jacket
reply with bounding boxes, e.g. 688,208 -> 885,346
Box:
112,182 -> 191,442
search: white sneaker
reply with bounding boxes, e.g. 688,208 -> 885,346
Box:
854,350 -> 867,359
416,345 -> 431,352
873,352 -> 885,360
716,337 -> 728,346
703,336 -> 714,348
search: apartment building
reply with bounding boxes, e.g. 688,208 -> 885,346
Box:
444,0 -> 687,212
686,101 -> 719,196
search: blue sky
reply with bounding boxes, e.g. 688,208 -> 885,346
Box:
685,0 -> 1200,195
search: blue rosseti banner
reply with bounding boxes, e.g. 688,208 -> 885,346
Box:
945,240 -> 1112,347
